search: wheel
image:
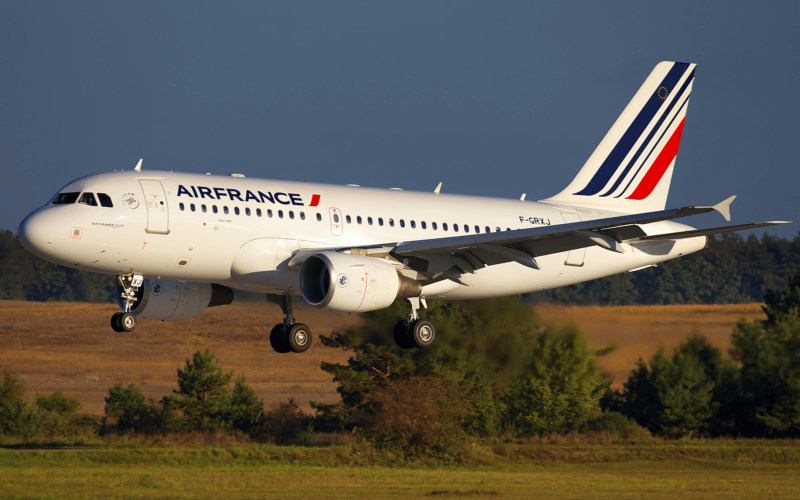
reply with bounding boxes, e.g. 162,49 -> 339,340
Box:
411,319 -> 436,349
393,320 -> 416,350
119,312 -> 137,332
110,312 -> 124,332
287,323 -> 312,353
269,324 -> 291,354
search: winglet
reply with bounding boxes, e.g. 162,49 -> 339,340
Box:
434,182 -> 442,195
713,195 -> 736,222
134,159 -> 143,172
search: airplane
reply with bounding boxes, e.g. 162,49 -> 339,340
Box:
17,61 -> 788,354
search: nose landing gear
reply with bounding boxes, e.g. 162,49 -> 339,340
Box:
393,297 -> 436,349
267,294 -> 312,354
110,275 -> 141,333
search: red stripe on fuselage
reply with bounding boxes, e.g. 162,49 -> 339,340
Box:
626,118 -> 686,200
309,194 -> 321,207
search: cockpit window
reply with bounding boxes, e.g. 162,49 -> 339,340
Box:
78,192 -> 98,206
97,193 -> 113,208
52,192 -> 80,205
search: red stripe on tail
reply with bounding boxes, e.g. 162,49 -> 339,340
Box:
627,118 -> 686,200
309,194 -> 321,207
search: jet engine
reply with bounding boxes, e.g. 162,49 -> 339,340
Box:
299,252 -> 421,313
116,279 -> 234,320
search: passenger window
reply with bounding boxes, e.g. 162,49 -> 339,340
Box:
333,214 -> 339,223
191,204 -> 196,212
223,206 -> 229,214
78,193 -> 98,206
52,192 -> 80,205
495,227 -> 500,232
368,217 -> 373,225
346,215 -> 352,224
389,218 -> 394,227
97,193 -> 113,207
289,211 -> 295,219
357,216 -> 362,224
464,225 -> 469,233
300,212 -> 305,220
245,207 -> 251,216
454,224 -> 459,232
202,205 -> 207,213
257,208 -> 262,217
410,220 -> 416,228
316,213 -> 322,221
475,225 -> 480,233
485,226 -> 490,233
213,206 -> 218,214
421,221 -> 426,229
379,218 -> 384,226
268,209 -> 273,218
443,223 -> 448,231
179,203 -> 185,211
278,210 -> 284,218
235,207 -> 240,215
400,220 -> 405,228
432,222 -> 437,230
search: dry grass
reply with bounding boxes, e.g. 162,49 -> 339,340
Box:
0,300 -> 359,415
0,300 -> 765,415
536,303 -> 765,386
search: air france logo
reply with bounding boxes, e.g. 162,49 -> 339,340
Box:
121,193 -> 139,209
337,274 -> 349,288
177,185 -> 320,207
151,282 -> 163,296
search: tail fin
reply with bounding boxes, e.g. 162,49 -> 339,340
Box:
544,61 -> 696,213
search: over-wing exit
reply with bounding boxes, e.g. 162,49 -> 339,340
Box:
18,62 -> 789,354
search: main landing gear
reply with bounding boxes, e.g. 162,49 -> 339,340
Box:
393,297 -> 436,350
267,294 -> 312,354
111,275 -> 140,333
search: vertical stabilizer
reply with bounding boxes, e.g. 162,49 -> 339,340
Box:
543,61 -> 696,213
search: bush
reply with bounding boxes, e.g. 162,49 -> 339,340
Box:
503,378 -> 604,435
251,399 -> 308,445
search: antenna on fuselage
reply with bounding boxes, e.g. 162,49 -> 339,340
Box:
134,159 -> 143,172
434,182 -> 442,195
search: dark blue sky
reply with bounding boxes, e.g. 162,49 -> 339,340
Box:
2,1 -> 797,237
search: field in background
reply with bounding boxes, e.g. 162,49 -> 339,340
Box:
0,300 -> 765,414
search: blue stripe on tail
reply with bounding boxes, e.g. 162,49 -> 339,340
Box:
574,63 -> 690,196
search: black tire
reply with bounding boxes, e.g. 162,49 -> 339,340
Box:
287,323 -> 312,353
269,324 -> 291,353
411,319 -> 436,349
393,320 -> 416,350
119,312 -> 137,333
110,312 -> 124,332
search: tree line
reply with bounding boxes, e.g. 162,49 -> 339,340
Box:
2,228 -> 799,305
3,269 -> 800,451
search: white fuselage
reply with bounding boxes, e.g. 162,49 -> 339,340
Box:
19,170 -> 706,300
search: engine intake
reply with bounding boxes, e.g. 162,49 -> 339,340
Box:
299,252 -> 420,313
117,279 -> 233,320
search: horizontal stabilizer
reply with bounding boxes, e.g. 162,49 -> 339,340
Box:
630,221 -> 790,242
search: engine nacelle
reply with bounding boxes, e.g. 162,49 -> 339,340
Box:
299,252 -> 420,313
117,279 -> 234,320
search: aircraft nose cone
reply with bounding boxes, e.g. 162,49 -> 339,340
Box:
18,211 -> 57,252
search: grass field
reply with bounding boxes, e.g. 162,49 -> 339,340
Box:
0,299 -> 791,498
0,300 -> 765,414
1,439 -> 798,499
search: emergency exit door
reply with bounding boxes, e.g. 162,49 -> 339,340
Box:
140,180 -> 170,234
329,207 -> 343,236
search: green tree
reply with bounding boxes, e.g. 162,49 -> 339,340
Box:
168,349 -> 234,431
104,383 -> 151,432
229,375 -> 263,433
620,336 -> 718,437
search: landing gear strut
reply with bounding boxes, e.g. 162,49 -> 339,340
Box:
111,275 -> 140,333
267,294 -> 312,354
393,297 -> 436,349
